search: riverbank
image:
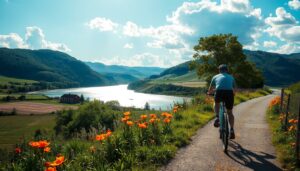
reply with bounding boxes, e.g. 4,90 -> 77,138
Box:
128,80 -> 203,96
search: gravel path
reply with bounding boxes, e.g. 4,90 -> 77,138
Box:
162,95 -> 282,171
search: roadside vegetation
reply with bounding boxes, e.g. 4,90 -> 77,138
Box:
267,82 -> 300,171
0,89 -> 269,171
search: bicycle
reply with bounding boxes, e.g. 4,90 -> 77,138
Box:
208,93 -> 229,153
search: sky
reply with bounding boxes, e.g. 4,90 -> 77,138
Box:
0,0 -> 300,67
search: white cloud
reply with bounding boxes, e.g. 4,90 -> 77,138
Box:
289,0 -> 300,10
25,26 -> 71,52
265,7 -> 300,44
123,43 -> 133,49
99,53 -> 182,67
0,33 -> 28,48
86,17 -> 118,32
0,26 -> 70,52
273,43 -> 300,54
263,41 -> 277,48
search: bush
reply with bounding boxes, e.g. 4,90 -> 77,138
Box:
55,100 -> 117,138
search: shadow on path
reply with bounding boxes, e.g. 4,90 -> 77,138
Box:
226,141 -> 282,171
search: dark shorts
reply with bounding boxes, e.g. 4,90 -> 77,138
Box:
215,90 -> 234,110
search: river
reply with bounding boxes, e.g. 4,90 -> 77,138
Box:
33,84 -> 190,110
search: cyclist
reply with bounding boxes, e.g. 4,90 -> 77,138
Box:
207,64 -> 236,139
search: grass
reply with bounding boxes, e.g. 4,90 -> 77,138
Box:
267,97 -> 299,171
0,76 -> 38,84
0,115 -> 56,149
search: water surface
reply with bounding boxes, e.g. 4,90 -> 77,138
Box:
34,85 -> 190,110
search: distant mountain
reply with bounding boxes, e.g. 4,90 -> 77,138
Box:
129,50 -> 300,88
244,50 -> 300,86
85,62 -> 165,79
0,48 -> 115,88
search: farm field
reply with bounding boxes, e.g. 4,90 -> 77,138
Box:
0,101 -> 78,115
0,114 -> 56,149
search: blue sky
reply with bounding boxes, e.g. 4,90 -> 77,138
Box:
1,0 -> 300,67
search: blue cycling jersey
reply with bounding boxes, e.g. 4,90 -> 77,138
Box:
210,73 -> 235,90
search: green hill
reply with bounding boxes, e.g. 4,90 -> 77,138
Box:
85,62 -> 165,79
0,48 -> 115,88
244,50 -> 300,87
128,50 -> 300,94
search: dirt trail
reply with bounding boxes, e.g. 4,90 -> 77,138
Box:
162,95 -> 282,171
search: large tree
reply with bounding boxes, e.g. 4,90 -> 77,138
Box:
191,34 -> 264,88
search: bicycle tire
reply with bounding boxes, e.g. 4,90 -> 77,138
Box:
222,112 -> 229,152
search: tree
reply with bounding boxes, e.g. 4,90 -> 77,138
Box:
191,34 -> 264,88
80,94 -> 85,104
144,102 -> 150,110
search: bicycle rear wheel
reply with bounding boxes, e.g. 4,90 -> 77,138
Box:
222,113 -> 229,152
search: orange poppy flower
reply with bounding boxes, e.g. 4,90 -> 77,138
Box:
96,134 -> 106,141
123,111 -> 131,116
50,156 -> 65,167
138,123 -> 147,129
106,129 -> 112,137
140,115 -> 147,120
150,114 -> 157,119
126,121 -> 134,126
15,147 -> 21,154
38,140 -> 50,148
45,167 -> 56,171
164,118 -> 171,123
149,118 -> 156,123
44,147 -> 51,153
29,141 -> 40,148
288,125 -> 296,132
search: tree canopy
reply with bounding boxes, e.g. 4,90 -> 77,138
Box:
191,34 -> 264,88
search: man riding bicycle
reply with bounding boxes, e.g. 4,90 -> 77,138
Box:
208,64 -> 236,139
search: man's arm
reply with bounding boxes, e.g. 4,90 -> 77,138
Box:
232,77 -> 237,96
208,77 -> 215,94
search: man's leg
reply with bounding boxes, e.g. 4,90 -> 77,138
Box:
213,102 -> 220,127
214,102 -> 220,117
227,109 -> 234,129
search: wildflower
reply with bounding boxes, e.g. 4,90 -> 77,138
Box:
269,96 -> 280,108
38,140 -> 50,148
161,112 -> 172,118
173,109 -> 178,113
121,117 -> 128,122
288,125 -> 296,132
140,114 -> 147,120
126,121 -> 134,126
123,111 -> 131,116
161,112 -> 168,117
29,141 -> 40,148
138,123 -> 147,129
149,118 -> 156,123
289,119 -> 295,123
50,156 -> 65,167
150,114 -> 157,119
106,129 -> 112,137
164,118 -> 171,124
15,147 -> 21,154
44,147 -> 51,153
29,140 -> 50,148
45,167 -> 56,171
96,134 -> 106,141
293,119 -> 298,124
